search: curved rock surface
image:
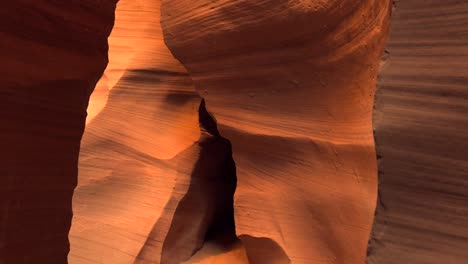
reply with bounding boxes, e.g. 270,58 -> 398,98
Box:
161,1 -> 390,263
69,1 -> 205,263
3,0 -> 468,264
71,0 -> 391,263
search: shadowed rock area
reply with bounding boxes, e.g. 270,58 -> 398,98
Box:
136,100 -> 239,264
239,235 -> 290,264
368,1 -> 468,263
0,1 -> 117,263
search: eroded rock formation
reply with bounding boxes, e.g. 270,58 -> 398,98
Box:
69,1 -> 203,263
3,0 -> 392,263
2,0 -> 468,264
161,0 -> 391,263
70,0 -> 392,263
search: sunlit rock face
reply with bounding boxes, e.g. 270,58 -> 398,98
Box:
161,0 -> 391,263
368,1 -> 468,263
69,1 -> 205,264
71,0 -> 392,263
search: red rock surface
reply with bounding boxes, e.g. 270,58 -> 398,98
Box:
3,0 -> 468,264
74,0 -> 390,263
161,0 -> 390,263
69,1 -> 203,263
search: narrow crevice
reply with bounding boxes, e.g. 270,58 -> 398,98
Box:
159,98 -> 238,264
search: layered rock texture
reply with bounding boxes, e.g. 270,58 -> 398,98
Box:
69,1 -> 244,263
1,0 -> 468,264
72,0 -> 391,263
160,1 -> 391,263
368,1 -> 468,263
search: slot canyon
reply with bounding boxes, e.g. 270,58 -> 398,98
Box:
1,1 -> 467,264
